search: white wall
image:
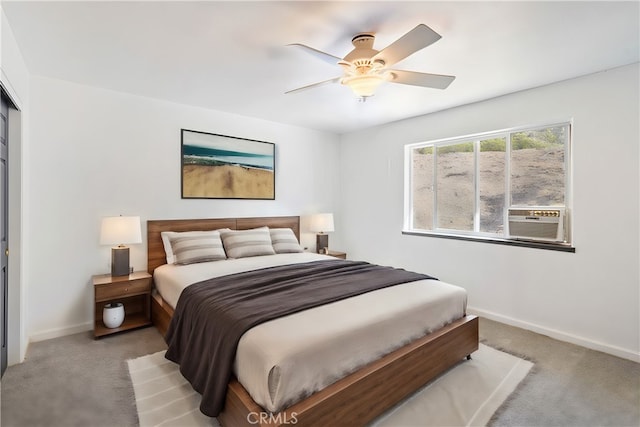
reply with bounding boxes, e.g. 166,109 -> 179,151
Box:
339,63 -> 640,362
1,5 -> 30,364
1,8 -> 28,107
27,76 -> 341,340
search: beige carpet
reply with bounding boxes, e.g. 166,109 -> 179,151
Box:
127,344 -> 532,427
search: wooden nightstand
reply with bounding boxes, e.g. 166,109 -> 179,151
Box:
93,271 -> 152,338
327,250 -> 347,259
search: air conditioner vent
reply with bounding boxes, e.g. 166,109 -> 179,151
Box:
508,207 -> 565,242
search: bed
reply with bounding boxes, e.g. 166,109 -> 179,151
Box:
147,216 -> 478,427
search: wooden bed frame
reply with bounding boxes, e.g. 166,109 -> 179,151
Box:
147,216 -> 478,427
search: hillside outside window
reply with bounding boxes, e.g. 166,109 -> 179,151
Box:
404,122 -> 571,246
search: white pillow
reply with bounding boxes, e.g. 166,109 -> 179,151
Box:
220,227 -> 275,258
168,230 -> 227,265
160,231 -> 179,264
161,230 -> 227,264
270,228 -> 303,253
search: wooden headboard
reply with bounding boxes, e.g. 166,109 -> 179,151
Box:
147,216 -> 300,274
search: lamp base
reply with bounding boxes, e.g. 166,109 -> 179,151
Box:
111,246 -> 130,277
316,233 -> 329,254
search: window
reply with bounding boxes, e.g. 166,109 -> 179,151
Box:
405,123 -> 571,246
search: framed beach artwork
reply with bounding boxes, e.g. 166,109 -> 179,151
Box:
181,129 -> 275,199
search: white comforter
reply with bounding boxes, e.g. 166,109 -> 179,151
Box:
154,253 -> 467,413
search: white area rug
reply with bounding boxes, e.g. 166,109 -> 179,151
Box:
128,344 -> 532,427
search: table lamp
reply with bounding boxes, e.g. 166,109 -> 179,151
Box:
310,213 -> 334,254
100,216 -> 142,276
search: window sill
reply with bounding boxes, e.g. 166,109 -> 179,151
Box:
401,230 -> 575,253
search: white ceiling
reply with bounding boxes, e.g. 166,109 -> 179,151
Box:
3,1 -> 639,134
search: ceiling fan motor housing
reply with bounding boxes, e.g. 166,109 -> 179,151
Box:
344,34 -> 380,63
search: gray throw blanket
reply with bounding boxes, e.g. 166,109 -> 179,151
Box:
164,259 -> 436,417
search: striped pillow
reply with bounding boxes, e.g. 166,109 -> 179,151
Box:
169,231 -> 227,265
220,227 -> 275,258
270,228 -> 303,253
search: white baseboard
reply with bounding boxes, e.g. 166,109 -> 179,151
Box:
29,321 -> 93,343
468,306 -> 640,363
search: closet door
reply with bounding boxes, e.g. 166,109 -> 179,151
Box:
0,90 -> 8,377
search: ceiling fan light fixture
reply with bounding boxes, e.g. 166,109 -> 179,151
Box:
341,74 -> 387,98
287,24 -> 455,98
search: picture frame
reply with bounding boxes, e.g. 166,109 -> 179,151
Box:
181,129 -> 275,200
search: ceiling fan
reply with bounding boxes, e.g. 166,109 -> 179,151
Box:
286,24 -> 456,101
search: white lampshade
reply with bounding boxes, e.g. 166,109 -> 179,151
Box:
309,213 -> 335,233
100,216 -> 142,246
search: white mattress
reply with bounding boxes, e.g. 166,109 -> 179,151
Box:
154,253 -> 467,413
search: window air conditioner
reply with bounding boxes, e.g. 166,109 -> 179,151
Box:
507,207 -> 565,242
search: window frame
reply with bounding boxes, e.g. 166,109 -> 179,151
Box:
403,121 -> 574,251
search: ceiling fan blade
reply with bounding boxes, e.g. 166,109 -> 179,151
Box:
372,24 -> 442,67
390,70 -> 456,89
285,77 -> 341,94
287,43 -> 342,66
